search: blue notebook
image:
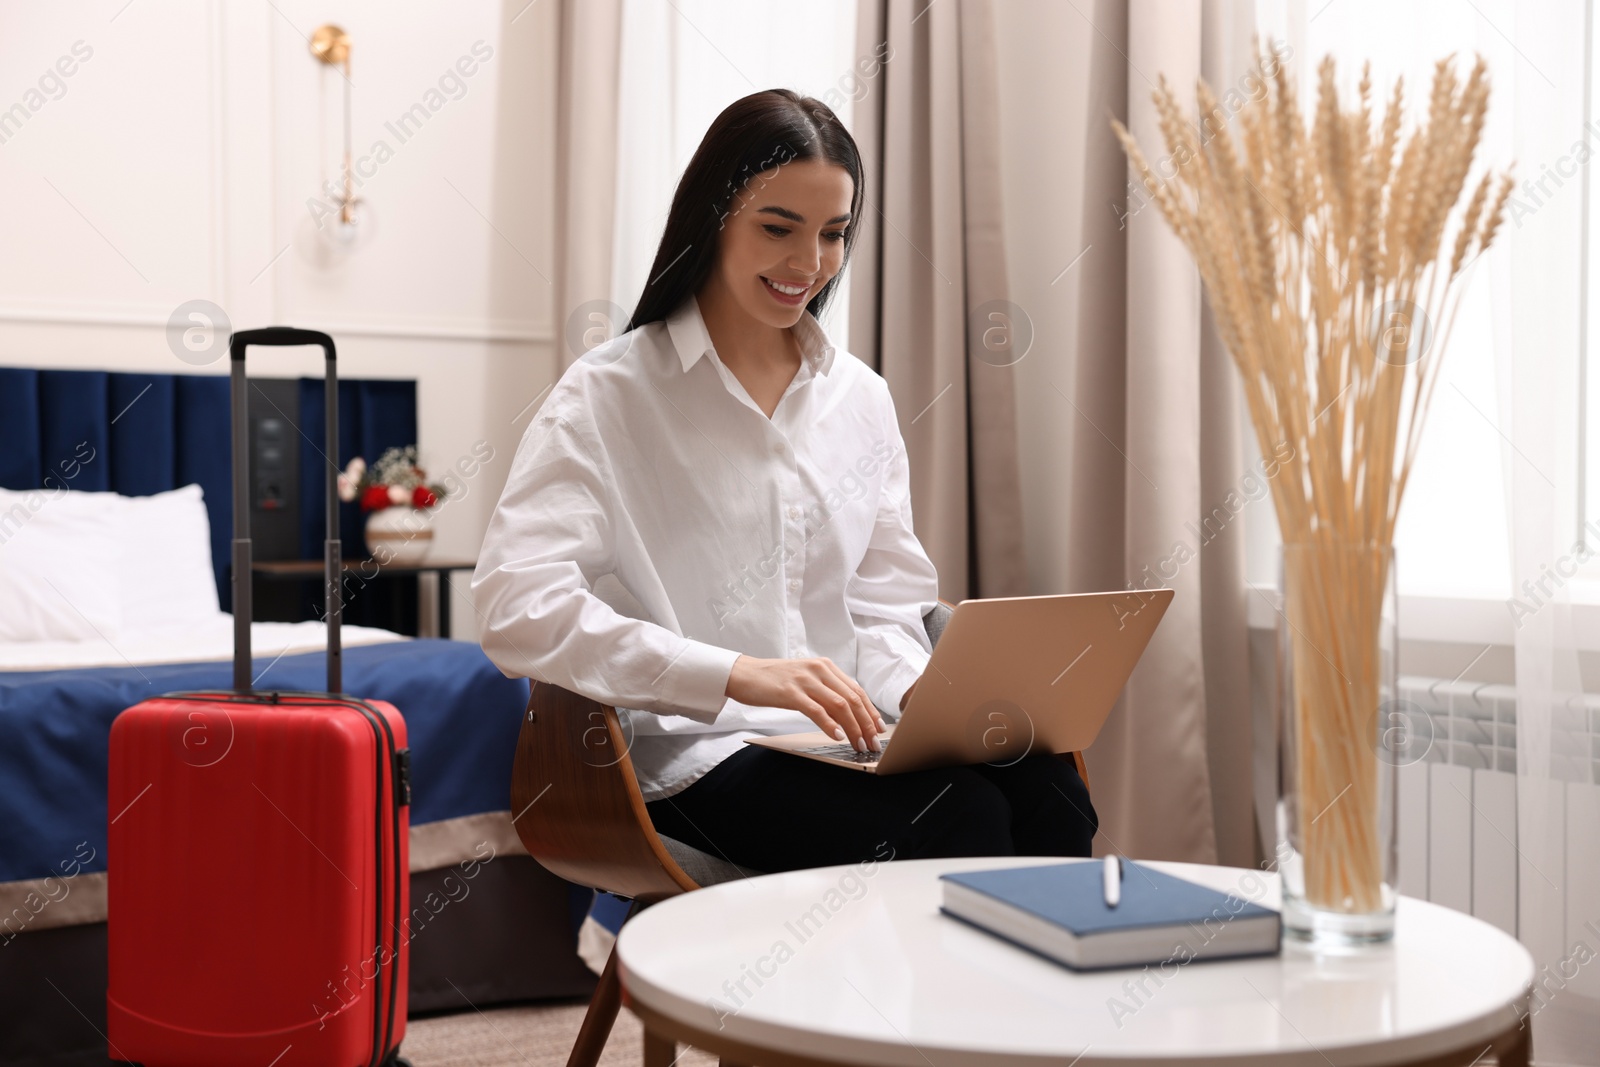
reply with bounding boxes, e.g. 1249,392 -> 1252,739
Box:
939,861 -> 1281,971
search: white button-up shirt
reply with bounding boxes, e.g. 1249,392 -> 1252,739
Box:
472,294 -> 940,801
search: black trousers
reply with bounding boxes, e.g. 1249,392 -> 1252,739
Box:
644,745 -> 1098,873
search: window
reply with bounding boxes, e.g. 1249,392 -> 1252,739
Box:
611,0 -> 862,340
1251,0 -> 1516,600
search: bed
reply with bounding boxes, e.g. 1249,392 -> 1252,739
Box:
0,368 -> 594,1067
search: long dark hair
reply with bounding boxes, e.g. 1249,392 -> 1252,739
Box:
626,89 -> 865,330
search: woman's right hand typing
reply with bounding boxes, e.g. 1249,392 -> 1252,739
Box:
725,655 -> 884,752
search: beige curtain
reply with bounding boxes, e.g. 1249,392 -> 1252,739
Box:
855,0 -> 1259,865
1073,0 -> 1258,867
1196,10 -> 1259,871
849,0 -> 1029,602
553,0 -> 624,373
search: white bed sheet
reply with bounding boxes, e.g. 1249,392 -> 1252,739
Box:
0,612 -> 407,671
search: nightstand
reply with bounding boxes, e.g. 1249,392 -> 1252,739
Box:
251,558 -> 478,638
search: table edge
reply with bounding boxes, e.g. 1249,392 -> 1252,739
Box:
616,857 -> 1537,1066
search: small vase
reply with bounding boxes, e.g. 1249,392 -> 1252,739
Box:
1276,541 -> 1399,945
364,506 -> 435,566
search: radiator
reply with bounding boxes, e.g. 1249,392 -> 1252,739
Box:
1395,676 -> 1600,1001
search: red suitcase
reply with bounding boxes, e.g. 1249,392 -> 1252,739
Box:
108,328 -> 411,1067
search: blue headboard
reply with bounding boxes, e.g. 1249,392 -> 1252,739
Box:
0,368 -> 417,607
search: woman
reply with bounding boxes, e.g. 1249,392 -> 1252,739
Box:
473,89 -> 1095,873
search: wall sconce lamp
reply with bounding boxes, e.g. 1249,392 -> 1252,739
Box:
310,24 -> 372,249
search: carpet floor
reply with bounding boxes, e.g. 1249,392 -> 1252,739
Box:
403,1000 -> 720,1067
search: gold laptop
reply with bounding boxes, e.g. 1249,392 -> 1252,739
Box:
743,589 -> 1174,773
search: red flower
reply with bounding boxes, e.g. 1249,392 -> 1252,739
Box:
412,486 -> 438,509
360,486 -> 391,512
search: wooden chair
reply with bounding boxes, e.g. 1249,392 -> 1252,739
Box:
509,599 -> 1091,1067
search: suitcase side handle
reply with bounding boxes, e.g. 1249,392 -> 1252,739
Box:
228,327 -> 343,695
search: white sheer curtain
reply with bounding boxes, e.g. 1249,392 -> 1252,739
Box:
1253,1 -> 1511,599
610,0 -> 860,333
1258,0 -> 1599,1056
1494,1 -> 1600,1055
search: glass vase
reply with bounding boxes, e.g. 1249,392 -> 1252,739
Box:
1276,541 -> 1399,945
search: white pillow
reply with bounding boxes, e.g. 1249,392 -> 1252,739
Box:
0,483 -> 221,644
119,484 -> 222,629
0,487 -> 127,642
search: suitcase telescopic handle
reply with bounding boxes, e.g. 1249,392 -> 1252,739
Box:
228,328 -> 343,695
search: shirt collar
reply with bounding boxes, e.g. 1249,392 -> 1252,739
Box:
665,293 -> 837,377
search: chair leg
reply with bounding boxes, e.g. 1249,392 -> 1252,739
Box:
566,943 -> 623,1067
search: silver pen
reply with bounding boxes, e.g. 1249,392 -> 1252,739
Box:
1102,853 -> 1122,908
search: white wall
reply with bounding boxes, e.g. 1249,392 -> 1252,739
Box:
0,0 -> 564,640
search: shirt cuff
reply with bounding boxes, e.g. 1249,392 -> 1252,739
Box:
656,637 -> 741,724
878,648 -> 930,723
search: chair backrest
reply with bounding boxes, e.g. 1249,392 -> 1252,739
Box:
510,680 -> 696,900
509,599 -> 1088,900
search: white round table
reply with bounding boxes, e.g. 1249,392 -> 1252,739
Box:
616,857 -> 1535,1067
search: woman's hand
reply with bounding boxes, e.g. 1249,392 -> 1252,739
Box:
725,655 -> 885,751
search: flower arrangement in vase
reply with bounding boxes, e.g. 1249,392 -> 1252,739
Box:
337,445 -> 448,565
1110,42 -> 1513,943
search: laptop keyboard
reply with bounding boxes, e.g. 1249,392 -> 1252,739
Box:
808,737 -> 891,763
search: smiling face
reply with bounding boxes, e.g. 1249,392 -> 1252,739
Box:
705,158 -> 855,330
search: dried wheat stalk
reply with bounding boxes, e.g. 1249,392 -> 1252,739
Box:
1111,42 -> 1513,914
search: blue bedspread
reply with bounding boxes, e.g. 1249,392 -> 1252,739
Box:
0,639 -> 529,885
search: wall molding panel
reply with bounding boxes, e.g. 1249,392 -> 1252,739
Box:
0,0 -> 565,642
